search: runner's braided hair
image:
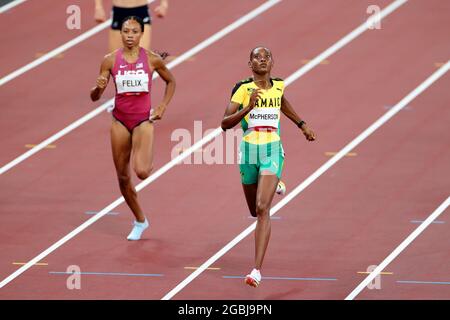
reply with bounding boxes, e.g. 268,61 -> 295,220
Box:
121,16 -> 168,60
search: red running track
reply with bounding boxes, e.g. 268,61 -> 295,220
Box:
0,0 -> 448,299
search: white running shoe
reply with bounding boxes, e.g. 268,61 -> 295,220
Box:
127,218 -> 149,241
245,268 -> 261,288
276,181 -> 286,195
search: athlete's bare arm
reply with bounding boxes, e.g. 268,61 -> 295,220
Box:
147,51 -> 176,120
154,0 -> 169,18
90,53 -> 114,102
221,89 -> 262,130
94,0 -> 107,22
281,95 -> 316,141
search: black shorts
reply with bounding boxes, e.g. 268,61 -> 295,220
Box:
111,5 -> 152,30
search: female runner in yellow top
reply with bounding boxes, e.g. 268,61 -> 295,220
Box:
221,47 -> 316,287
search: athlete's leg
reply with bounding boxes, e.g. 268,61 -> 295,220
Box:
131,121 -> 154,180
242,183 -> 257,217
139,24 -> 152,51
109,29 -> 123,53
110,119 -> 146,223
240,141 -> 258,216
254,172 -> 279,270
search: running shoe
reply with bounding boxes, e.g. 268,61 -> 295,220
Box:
127,218 -> 149,241
245,268 -> 261,287
276,181 -> 286,195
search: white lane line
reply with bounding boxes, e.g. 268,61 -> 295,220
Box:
0,20 -> 110,86
0,0 -> 281,176
161,0 -> 409,300
0,0 -> 412,291
162,59 -> 449,300
346,196 -> 450,300
0,0 -> 155,86
284,0 -> 407,82
0,0 -> 27,14
0,0 -> 282,288
0,127 -> 222,290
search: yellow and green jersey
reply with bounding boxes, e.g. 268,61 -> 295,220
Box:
230,77 -> 284,145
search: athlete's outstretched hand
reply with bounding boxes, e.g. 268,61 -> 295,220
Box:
301,125 -> 316,141
248,88 -> 262,110
149,103 -> 167,121
96,75 -> 108,89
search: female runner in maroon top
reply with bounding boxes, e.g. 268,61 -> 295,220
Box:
90,16 -> 175,240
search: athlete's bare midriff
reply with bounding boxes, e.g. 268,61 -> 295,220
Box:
113,0 -> 148,8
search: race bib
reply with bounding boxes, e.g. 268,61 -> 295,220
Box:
115,71 -> 149,94
247,107 -> 280,128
